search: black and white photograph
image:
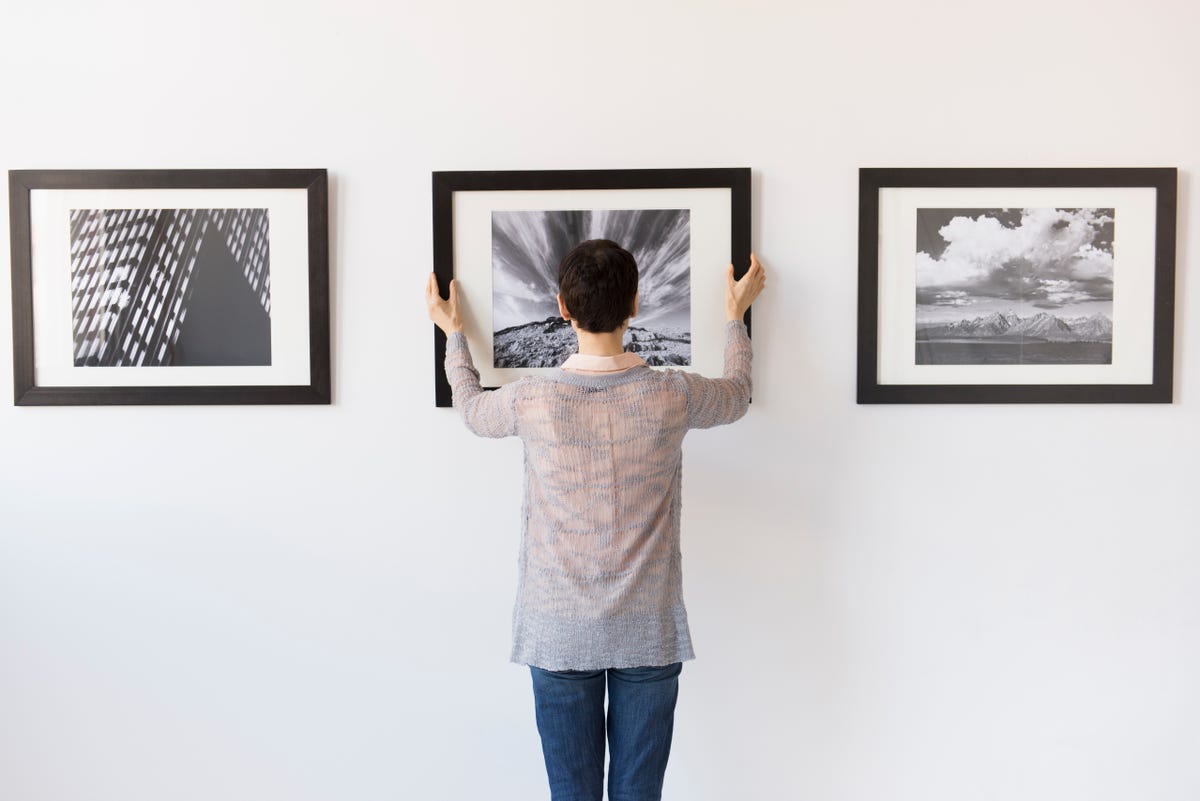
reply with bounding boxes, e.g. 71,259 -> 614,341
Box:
431,168 -> 751,407
70,208 -> 271,368
915,207 -> 1114,365
9,168 -> 330,405
857,167 -> 1177,404
491,209 -> 691,368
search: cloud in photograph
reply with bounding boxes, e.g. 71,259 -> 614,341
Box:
492,209 -> 690,331
915,207 -> 1114,310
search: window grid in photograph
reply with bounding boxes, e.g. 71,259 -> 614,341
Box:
68,208 -> 271,367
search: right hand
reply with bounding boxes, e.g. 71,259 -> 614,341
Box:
726,253 -> 766,321
426,273 -> 463,335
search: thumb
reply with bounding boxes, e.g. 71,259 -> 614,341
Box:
726,263 -> 735,288
449,278 -> 459,305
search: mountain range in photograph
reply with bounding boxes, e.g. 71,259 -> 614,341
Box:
916,310 -> 1113,365
917,310 -> 1112,342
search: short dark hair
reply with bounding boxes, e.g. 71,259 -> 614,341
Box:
557,239 -> 638,333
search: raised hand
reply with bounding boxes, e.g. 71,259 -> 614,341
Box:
725,253 -> 767,321
426,273 -> 463,335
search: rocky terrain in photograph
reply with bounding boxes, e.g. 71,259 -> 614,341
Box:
625,325 -> 691,365
916,311 -> 1112,342
493,317 -> 691,368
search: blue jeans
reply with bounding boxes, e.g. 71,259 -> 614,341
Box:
529,662 -> 682,801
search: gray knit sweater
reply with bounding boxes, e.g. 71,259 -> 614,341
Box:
445,320 -> 752,670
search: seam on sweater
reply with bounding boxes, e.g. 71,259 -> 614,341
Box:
676,370 -> 693,427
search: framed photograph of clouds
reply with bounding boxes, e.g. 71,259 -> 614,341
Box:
858,168 -> 1176,403
9,169 -> 330,405
431,168 -> 751,407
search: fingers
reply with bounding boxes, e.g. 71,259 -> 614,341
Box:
738,253 -> 766,309
428,273 -> 461,306
732,254 -> 765,283
747,253 -> 765,288
747,253 -> 763,279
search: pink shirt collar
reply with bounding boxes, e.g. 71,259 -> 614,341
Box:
560,351 -> 647,374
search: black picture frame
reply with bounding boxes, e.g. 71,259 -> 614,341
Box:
857,167 -> 1177,404
431,167 -> 752,407
9,168 -> 330,405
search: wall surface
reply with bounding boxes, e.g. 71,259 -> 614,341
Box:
2,2 -> 1198,800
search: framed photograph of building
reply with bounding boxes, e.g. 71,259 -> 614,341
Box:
431,168 -> 751,407
9,169 -> 330,405
858,167 -> 1176,403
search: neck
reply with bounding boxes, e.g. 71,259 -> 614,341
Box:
573,326 -> 626,357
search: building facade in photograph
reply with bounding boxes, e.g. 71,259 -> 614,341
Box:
68,207 -> 271,367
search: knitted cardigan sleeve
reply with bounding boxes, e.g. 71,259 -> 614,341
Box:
680,320 -> 752,429
444,332 -> 518,438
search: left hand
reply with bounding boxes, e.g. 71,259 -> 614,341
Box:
426,273 -> 463,335
725,252 -> 767,321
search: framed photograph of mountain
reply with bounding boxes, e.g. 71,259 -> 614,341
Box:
9,169 -> 330,405
858,168 -> 1177,403
431,168 -> 751,407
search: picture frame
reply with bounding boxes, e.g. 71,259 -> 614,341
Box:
431,168 -> 751,407
857,167 -> 1177,404
9,168 -> 330,405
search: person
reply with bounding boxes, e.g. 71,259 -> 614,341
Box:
425,240 -> 766,801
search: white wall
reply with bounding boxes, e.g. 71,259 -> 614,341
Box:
1,1 -> 1197,799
